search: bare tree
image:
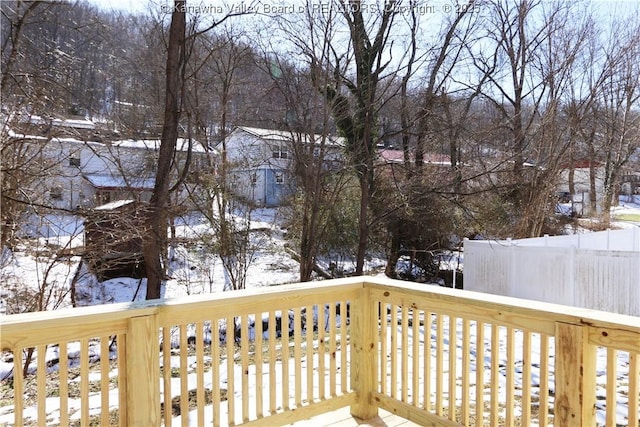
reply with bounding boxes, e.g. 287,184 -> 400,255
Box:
470,0 -> 590,236
265,7 -> 356,281
141,0 -> 186,299
591,16 -> 640,222
142,2 -> 253,298
414,0 -> 479,170
291,0 -> 401,275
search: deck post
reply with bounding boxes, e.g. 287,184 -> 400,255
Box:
554,322 -> 597,426
350,285 -> 378,420
126,314 -> 160,426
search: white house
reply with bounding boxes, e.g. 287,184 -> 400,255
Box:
6,116 -> 212,210
5,128 -> 113,210
221,126 -> 344,207
88,138 -> 211,205
558,160 -> 606,216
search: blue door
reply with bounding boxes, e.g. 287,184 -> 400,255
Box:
265,169 -> 288,206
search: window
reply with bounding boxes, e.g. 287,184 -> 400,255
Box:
145,156 -> 157,172
50,187 -> 63,200
275,172 -> 284,185
69,156 -> 80,167
96,191 -> 111,204
272,145 -> 288,159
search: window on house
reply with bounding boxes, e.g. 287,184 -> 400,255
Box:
145,156 -> 157,172
69,156 -> 81,167
50,187 -> 63,200
272,145 -> 288,159
96,191 -> 111,204
275,172 -> 284,185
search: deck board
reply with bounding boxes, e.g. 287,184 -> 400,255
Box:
286,407 -> 421,426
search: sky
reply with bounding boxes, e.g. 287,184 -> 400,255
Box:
88,0 -> 151,13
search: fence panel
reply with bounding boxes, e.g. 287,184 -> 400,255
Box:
465,232 -> 640,316
512,246 -> 573,305
464,242 -> 512,296
574,250 -> 640,316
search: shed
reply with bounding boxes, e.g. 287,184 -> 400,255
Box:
83,200 -> 147,280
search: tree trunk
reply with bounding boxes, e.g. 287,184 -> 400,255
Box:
355,168 -> 370,275
143,0 -> 185,300
589,159 -> 597,215
299,209 -> 313,282
384,220 -> 401,278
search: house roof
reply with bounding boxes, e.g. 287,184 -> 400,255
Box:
112,138 -> 207,153
378,149 -> 451,166
83,174 -> 155,190
560,160 -> 602,169
51,137 -> 105,147
231,126 -> 345,147
27,115 -> 96,130
94,199 -> 136,211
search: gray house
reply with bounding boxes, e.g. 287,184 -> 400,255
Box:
222,126 -> 344,207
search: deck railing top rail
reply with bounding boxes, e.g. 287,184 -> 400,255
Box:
3,277 -> 638,333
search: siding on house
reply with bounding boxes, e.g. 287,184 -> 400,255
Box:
223,126 -> 344,207
9,124 -> 213,209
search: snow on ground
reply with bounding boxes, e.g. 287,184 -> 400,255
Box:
613,194 -> 640,228
617,194 -> 640,209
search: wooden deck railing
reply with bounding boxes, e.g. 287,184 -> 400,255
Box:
1,277 -> 639,426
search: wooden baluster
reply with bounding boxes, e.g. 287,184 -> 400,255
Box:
606,348 -> 617,426
196,321 -> 205,426
81,339 -> 89,425
293,307 -> 302,406
539,334 -> 550,427
212,320 -> 221,426
629,352 -> 639,426
100,336 -> 110,426
411,308 -> 419,407
350,287 -> 377,420
241,315 -> 249,423
521,331 -> 532,425
255,313 -> 264,418
60,343 -> 69,426
401,305 -> 409,403
162,327 -> 172,427
475,321 -> 485,427
37,344 -> 46,423
448,315 -> 457,421
126,315 -> 159,426
461,318 -> 470,425
179,324 -> 188,427
554,322 -> 596,427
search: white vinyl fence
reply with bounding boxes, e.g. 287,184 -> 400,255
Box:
464,228 -> 640,316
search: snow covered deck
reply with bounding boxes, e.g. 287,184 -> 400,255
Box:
1,277 -> 639,426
